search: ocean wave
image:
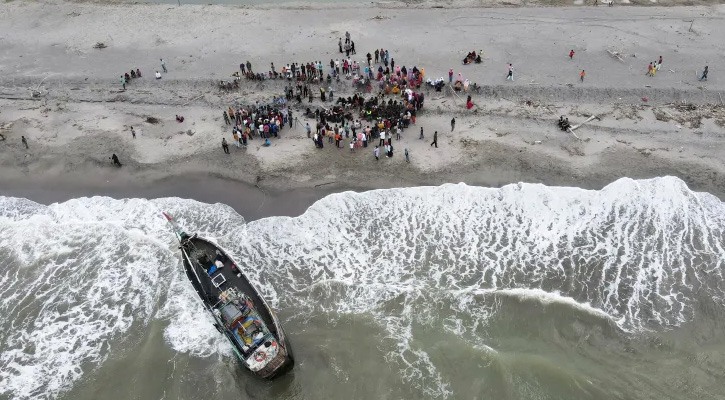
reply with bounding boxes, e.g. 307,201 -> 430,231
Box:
0,176 -> 723,399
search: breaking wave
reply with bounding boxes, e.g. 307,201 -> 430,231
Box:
0,176 -> 724,399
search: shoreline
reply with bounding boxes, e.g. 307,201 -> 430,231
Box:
0,172 -> 347,221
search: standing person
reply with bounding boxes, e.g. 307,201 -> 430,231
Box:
580,70 -> 585,82
345,31 -> 350,43
374,49 -> 379,64
289,110 -> 293,128
651,61 -> 657,77
338,38 -> 343,53
448,68 -> 454,83
21,136 -> 28,149
569,49 -> 575,59
160,58 -> 167,73
367,52 -> 372,65
351,41 -> 356,55
241,131 -> 248,148
699,65 -> 708,81
419,126 -> 424,139
223,111 -> 230,125
222,138 -> 230,154
120,75 -> 126,90
374,145 -> 379,160
240,63 -> 246,74
430,131 -> 438,148
657,55 -> 663,71
130,127 -> 136,139
646,62 -> 653,76
306,122 -> 311,138
246,60 -> 252,73
506,64 -> 514,81
451,117 -> 456,132
405,148 -> 409,163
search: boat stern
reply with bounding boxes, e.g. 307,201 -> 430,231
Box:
246,342 -> 293,379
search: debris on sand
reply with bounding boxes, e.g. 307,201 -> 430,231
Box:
653,108 -> 671,122
606,48 -> 625,62
664,103 -> 725,129
561,144 -> 585,156
93,42 -> 107,49
146,116 -> 160,124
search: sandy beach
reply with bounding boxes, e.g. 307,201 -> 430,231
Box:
1,0 -> 725,200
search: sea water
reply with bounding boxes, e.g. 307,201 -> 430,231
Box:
1,176 -> 724,400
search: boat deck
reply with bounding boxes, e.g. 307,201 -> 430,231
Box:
183,237 -> 277,333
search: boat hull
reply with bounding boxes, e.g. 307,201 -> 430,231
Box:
177,235 -> 294,379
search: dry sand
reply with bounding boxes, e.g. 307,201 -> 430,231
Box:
1,0 -> 725,199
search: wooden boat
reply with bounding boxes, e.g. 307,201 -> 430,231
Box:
163,212 -> 294,378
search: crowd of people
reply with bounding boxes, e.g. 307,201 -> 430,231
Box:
119,68 -> 142,90
462,50 -> 482,65
216,31 -> 453,161
106,27 -> 716,170
220,101 -> 293,150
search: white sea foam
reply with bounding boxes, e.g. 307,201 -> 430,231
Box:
233,176 -> 725,397
1,177 -> 724,400
156,272 -> 231,358
0,196 -> 240,400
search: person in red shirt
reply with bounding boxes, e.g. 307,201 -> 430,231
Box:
569,49 -> 575,59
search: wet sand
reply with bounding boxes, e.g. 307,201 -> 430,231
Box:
0,173 -> 343,221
